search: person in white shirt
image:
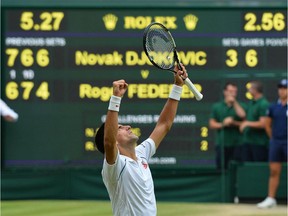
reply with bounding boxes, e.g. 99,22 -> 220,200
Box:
0,99 -> 18,122
95,64 -> 188,216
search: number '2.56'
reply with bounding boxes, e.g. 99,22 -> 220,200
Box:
244,12 -> 285,31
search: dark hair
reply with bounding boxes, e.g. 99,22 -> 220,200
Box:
250,80 -> 263,93
223,82 -> 237,90
95,123 -> 105,154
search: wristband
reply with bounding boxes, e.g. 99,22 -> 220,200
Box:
108,95 -> 122,112
169,85 -> 183,101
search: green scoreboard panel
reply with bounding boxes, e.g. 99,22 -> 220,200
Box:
1,6 -> 287,168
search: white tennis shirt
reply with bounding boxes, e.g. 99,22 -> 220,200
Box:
102,138 -> 157,216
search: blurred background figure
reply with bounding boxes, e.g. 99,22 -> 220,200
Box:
240,81 -> 269,162
209,82 -> 246,170
257,79 -> 288,209
0,99 -> 19,122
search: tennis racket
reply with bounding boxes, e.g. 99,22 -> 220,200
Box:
143,22 -> 203,101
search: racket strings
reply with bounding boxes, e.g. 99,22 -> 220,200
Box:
145,26 -> 175,69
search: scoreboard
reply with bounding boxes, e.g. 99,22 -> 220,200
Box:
1,3 -> 287,168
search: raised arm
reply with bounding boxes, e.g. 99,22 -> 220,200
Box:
233,100 -> 246,119
149,65 -> 187,149
104,80 -> 128,164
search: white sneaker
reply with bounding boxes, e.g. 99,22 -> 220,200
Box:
257,197 -> 277,208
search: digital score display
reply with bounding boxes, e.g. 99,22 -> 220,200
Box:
1,8 -> 287,168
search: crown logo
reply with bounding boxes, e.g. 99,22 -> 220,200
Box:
103,14 -> 118,31
183,14 -> 198,31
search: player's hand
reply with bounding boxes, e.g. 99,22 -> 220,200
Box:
223,117 -> 233,126
112,79 -> 128,97
226,94 -> 236,104
239,120 -> 249,132
174,64 -> 187,86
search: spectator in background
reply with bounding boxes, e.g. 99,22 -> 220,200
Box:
209,82 -> 246,170
257,79 -> 288,209
0,99 -> 18,122
240,80 -> 269,162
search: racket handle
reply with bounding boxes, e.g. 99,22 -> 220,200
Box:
184,78 -> 203,101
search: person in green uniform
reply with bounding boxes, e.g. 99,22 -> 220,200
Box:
240,80 -> 269,162
209,82 -> 246,170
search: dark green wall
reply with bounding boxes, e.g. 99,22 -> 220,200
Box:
2,163 -> 287,202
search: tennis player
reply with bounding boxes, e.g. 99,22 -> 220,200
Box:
95,65 -> 187,216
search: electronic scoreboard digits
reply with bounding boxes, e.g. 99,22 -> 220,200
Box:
1,8 -> 286,168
